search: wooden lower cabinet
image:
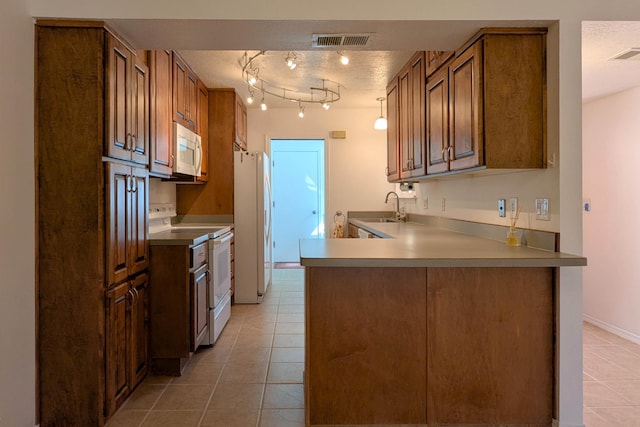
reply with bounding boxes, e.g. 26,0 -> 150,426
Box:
105,273 -> 149,417
305,266 -> 554,426
150,241 -> 209,375
191,263 -> 209,352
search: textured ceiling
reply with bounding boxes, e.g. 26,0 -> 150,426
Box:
107,19 -> 640,108
178,50 -> 415,109
583,21 -> 640,103
109,19 -> 552,109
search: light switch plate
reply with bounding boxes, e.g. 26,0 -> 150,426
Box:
535,198 -> 550,220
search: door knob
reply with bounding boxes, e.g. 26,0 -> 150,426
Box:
312,210 -> 317,215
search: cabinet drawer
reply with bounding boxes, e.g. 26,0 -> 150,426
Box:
190,242 -> 207,268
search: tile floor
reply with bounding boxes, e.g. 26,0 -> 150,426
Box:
106,268 -> 306,427
107,268 -> 640,427
583,322 -> 640,426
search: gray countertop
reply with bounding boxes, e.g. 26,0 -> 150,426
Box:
148,230 -> 210,246
299,219 -> 587,268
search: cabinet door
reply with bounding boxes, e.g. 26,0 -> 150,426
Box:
190,263 -> 209,351
197,80 -> 209,182
186,71 -> 198,129
129,167 -> 149,276
130,273 -> 149,388
426,66 -> 450,174
106,163 -> 131,286
426,51 -> 454,76
105,281 -> 131,417
106,35 -> 133,162
449,43 -> 482,171
149,50 -> 173,176
385,79 -> 400,182
235,94 -> 248,150
172,53 -> 188,126
408,52 -> 426,177
130,57 -> 149,165
398,67 -> 412,178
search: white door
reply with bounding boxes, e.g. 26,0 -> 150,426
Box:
271,140 -> 325,263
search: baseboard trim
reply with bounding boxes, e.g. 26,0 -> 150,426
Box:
583,314 -> 640,345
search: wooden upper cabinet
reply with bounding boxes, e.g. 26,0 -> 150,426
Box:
235,93 -> 248,150
426,51 -> 454,76
105,34 -> 149,166
426,65 -> 449,175
197,80 -> 209,182
131,57 -> 149,165
385,78 -> 400,182
388,51 -> 426,182
423,28 -> 547,177
172,51 -> 198,131
405,52 -> 426,178
449,42 -> 482,171
106,35 -> 132,162
149,50 -> 173,177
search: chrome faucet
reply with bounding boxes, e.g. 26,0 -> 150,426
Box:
385,191 -> 402,220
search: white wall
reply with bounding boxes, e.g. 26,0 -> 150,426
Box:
248,107 -> 395,223
583,86 -> 640,343
0,0 -> 36,426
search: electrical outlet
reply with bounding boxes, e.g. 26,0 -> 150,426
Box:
535,198 -> 550,220
509,197 -> 518,219
498,199 -> 506,217
441,198 -> 446,211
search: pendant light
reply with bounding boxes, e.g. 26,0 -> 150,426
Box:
374,97 -> 387,130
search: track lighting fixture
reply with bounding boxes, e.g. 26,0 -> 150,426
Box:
260,88 -> 267,111
246,87 -> 255,104
338,51 -> 349,65
285,51 -> 297,70
241,51 -> 342,109
374,97 -> 388,130
298,103 -> 305,118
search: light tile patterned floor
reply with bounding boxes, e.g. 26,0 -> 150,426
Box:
108,269 -> 640,426
583,322 -> 640,426
107,268 -> 306,427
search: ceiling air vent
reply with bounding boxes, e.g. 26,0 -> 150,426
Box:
312,33 -> 371,48
609,48 -> 640,60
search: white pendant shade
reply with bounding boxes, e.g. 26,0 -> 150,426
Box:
374,116 -> 388,130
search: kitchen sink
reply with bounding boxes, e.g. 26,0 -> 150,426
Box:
358,217 -> 400,223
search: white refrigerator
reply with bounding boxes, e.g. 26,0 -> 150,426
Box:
234,151 -> 273,303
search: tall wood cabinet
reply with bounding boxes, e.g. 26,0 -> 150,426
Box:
177,88 -> 247,215
36,21 -> 149,426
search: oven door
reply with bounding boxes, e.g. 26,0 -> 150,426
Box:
212,232 -> 233,308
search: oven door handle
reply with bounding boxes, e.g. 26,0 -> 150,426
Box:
214,233 -> 234,245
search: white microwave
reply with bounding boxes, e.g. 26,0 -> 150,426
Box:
173,122 -> 202,177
